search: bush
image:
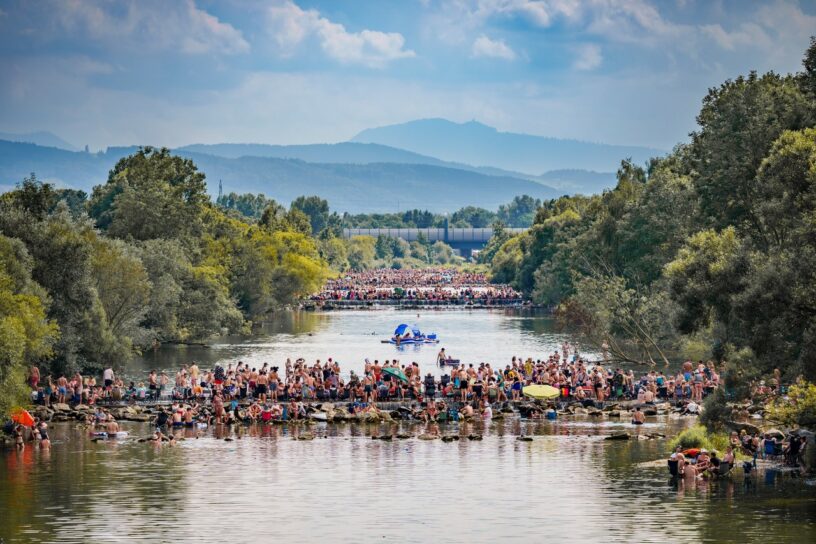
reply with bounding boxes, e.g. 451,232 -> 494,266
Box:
668,425 -> 731,454
669,425 -> 710,450
699,388 -> 732,431
767,381 -> 816,428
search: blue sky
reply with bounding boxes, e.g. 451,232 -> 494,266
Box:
0,0 -> 813,151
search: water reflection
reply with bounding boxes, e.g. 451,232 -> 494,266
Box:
2,417 -> 814,543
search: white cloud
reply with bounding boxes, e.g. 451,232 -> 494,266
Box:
472,35 -> 516,60
267,1 -> 415,68
51,0 -> 249,54
700,22 -> 772,51
573,43 -> 602,70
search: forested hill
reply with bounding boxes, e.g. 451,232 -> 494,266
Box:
0,140 -> 562,213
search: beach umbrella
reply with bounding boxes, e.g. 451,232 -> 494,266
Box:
383,367 -> 408,383
11,409 -> 35,427
522,384 -> 560,400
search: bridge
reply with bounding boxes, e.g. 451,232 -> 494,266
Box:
342,226 -> 528,256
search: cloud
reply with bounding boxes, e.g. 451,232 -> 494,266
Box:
573,43 -> 602,70
472,35 -> 516,60
50,0 -> 249,54
267,1 -> 415,68
700,22 -> 772,51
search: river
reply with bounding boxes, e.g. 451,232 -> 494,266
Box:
2,310 -> 814,543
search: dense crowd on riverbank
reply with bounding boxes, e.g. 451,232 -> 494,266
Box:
311,268 -> 522,302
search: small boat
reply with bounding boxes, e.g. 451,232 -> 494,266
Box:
383,323 -> 439,345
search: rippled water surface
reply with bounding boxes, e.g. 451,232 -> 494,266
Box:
2,310 -> 814,543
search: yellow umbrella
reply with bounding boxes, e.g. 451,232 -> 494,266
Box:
522,384 -> 560,400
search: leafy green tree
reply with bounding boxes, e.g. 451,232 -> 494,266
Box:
430,241 -> 457,265
690,72 -> 811,233
290,195 -> 330,235
0,234 -> 58,416
451,206 -> 496,228
319,236 -> 349,272
390,237 -> 410,259
90,237 -> 151,344
89,147 -> 209,242
217,192 -> 274,220
346,236 -> 376,271
375,234 -> 393,260
490,236 -> 523,285
497,195 -> 541,227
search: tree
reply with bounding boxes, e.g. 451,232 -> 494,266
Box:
346,236 -> 376,271
319,237 -> 349,272
0,234 -> 58,416
666,227 -> 747,336
216,192 -> 274,220
290,195 -> 330,235
451,206 -> 496,228
89,147 -> 209,242
690,72 -> 811,234
90,238 -> 151,343
430,241 -> 457,265
497,195 -> 541,227
375,234 -> 393,260
559,273 -> 677,366
490,237 -> 523,284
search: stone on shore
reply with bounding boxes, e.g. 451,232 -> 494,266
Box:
726,421 -> 761,435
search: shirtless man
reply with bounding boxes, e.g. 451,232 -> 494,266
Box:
632,407 -> 646,425
106,417 -> 120,435
213,392 -> 225,424
681,459 -> 698,487
256,371 -> 269,404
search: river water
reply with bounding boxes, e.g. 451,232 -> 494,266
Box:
2,310 -> 814,543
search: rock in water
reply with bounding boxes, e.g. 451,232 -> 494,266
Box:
605,432 -> 630,441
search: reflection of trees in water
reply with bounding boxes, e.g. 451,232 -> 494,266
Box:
2,423 -> 190,542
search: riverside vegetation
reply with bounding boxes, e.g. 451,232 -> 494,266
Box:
482,38 -> 816,430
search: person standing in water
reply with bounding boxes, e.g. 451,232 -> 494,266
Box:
437,348 -> 447,366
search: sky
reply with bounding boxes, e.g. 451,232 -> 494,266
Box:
0,0 -> 813,151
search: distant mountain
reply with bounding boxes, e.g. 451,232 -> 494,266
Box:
538,169 -> 617,194
352,118 -> 663,175
178,141 -> 620,194
178,142 -> 447,165
0,140 -> 563,213
0,130 -> 78,151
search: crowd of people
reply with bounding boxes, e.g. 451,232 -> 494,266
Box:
311,268 -> 523,303
24,343 -> 720,413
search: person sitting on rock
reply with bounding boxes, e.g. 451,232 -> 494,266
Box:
422,402 -> 439,423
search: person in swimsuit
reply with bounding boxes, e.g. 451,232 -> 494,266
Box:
632,407 -> 645,425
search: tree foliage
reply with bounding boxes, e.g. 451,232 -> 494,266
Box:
485,38 -> 816,378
